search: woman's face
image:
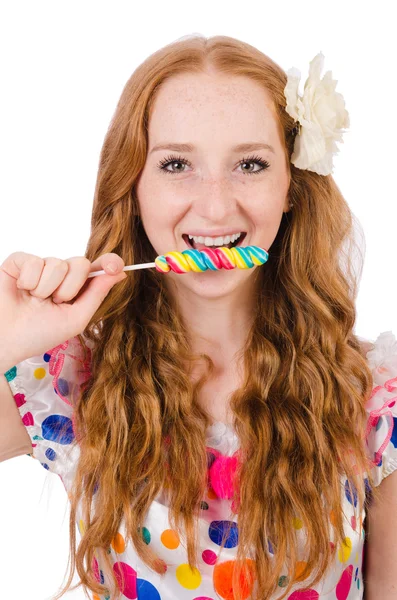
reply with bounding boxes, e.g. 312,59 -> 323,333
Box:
136,69 -> 291,300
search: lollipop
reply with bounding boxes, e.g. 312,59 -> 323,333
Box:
87,245 -> 269,278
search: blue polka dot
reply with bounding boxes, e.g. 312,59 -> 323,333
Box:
42,414 -> 75,445
390,416 -> 397,448
136,578 -> 161,599
57,378 -> 70,396
208,520 -> 238,548
43,353 -> 51,362
45,448 -> 57,461
41,463 -> 50,470
344,479 -> 358,507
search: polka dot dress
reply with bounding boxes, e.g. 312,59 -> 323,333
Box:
4,331 -> 397,599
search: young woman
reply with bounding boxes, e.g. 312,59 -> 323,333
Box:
1,34 -> 395,600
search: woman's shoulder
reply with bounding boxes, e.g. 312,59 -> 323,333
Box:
361,331 -> 397,488
4,334 -> 93,485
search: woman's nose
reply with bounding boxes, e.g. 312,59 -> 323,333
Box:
192,180 -> 237,220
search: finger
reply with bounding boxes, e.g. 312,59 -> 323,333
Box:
16,256 -> 46,290
28,257 -> 69,299
89,252 -> 125,275
50,257 -> 91,304
52,255 -> 127,304
1,252 -> 44,289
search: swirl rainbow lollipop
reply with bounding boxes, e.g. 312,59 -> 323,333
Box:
88,245 -> 269,278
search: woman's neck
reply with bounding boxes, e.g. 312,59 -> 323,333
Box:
177,290 -> 254,370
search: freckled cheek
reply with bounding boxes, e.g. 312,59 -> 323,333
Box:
139,196 -> 187,250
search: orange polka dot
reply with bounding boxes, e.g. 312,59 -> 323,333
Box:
161,529 -> 180,549
112,532 -> 126,554
207,487 -> 218,500
295,560 -> 311,581
34,367 -> 46,379
213,558 -> 256,600
92,594 -> 101,600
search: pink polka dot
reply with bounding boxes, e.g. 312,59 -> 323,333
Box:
336,564 -> 353,600
202,549 -> 217,565
92,557 -> 100,581
287,590 -> 319,599
113,561 -> 137,599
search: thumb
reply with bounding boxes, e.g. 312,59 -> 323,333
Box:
68,270 -> 128,325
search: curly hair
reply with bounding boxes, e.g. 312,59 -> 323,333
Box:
51,34 -> 380,600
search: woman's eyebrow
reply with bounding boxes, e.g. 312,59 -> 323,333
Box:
149,142 -> 275,154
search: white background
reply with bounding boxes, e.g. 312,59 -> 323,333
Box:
0,1 -> 396,599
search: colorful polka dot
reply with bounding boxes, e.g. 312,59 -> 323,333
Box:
202,549 -> 217,566
161,528 -> 180,549
208,521 -> 238,548
335,564 -> 353,599
4,365 -> 17,382
338,537 -> 352,562
213,558 -> 255,600
344,479 -> 358,507
33,367 -> 46,379
278,575 -> 289,587
57,377 -> 70,396
287,590 -> 319,599
78,519 -> 85,535
112,531 -> 126,554
41,414 -> 74,444
176,563 -> 202,589
295,561 -> 311,582
136,578 -> 161,599
113,561 -> 137,599
140,526 -> 151,545
292,517 -> 304,529
45,447 -> 56,461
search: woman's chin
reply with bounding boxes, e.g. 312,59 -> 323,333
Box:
171,268 -> 254,299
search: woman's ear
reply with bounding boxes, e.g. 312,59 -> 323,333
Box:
283,196 -> 293,213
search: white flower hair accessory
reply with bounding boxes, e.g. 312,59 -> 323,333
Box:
284,51 -> 350,176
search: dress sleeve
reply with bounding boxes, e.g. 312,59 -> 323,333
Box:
363,330 -> 397,488
3,334 -> 93,490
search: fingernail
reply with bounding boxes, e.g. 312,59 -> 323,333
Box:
106,262 -> 118,274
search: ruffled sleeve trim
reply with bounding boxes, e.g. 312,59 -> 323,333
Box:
47,334 -> 93,407
364,330 -> 397,485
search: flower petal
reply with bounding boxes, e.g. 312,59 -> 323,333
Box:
284,67 -> 304,122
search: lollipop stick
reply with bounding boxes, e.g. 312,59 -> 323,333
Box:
87,262 -> 156,278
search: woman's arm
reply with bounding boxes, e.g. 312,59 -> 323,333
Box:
363,469 -> 397,598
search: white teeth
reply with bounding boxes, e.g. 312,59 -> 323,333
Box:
187,232 -> 242,247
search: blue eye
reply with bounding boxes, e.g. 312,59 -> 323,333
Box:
157,154 -> 270,175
